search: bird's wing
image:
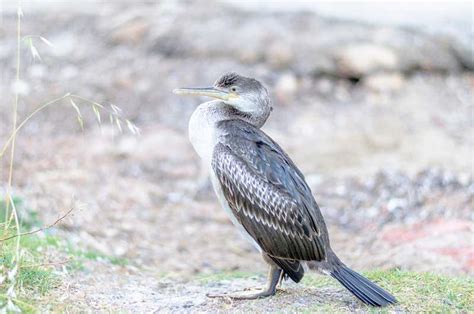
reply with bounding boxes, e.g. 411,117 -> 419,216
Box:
212,119 -> 329,261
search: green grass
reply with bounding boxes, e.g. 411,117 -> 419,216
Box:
365,269 -> 473,313
0,197 -> 129,312
64,245 -> 129,270
302,269 -> 474,313
202,269 -> 473,313
0,196 -> 41,231
0,225 -> 59,312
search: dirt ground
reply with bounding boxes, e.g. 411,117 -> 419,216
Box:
0,1 -> 472,312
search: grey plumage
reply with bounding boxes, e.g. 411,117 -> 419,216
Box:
212,120 -> 327,263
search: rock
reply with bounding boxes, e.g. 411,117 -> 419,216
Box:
11,79 -> 30,95
140,2 -> 468,77
49,33 -> 77,57
61,65 -> 79,80
274,73 -> 298,104
237,48 -> 261,64
266,42 -> 294,68
110,19 -> 150,45
362,115 -> 403,150
28,64 -> 47,78
451,39 -> 474,70
335,43 -> 398,77
114,77 -> 134,90
380,219 -> 474,273
116,136 -> 139,157
314,77 -> 333,95
364,72 -> 405,92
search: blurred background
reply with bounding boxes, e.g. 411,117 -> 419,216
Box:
0,0 -> 472,311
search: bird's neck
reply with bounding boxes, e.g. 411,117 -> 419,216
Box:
188,101 -> 267,163
229,97 -> 272,128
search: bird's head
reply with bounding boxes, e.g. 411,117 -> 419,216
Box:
173,72 -> 272,125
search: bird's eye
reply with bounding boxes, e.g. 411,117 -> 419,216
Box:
230,86 -> 237,92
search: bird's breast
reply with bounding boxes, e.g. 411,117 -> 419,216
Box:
188,103 -> 218,164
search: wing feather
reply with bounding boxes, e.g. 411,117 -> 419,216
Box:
212,120 -> 330,262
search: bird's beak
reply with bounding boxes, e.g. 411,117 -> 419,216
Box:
173,87 -> 231,101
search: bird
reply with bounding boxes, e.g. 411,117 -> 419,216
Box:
173,72 -> 397,306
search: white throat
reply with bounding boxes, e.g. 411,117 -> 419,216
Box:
188,101 -> 229,164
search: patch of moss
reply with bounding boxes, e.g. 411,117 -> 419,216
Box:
367,269 -> 473,313
64,244 -> 129,267
302,269 -> 474,313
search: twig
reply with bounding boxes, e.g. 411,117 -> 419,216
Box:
0,207 -> 74,242
20,258 -> 71,269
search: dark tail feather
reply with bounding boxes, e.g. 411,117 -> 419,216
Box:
270,257 -> 304,283
330,265 -> 397,307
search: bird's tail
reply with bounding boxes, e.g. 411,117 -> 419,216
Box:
330,264 -> 397,307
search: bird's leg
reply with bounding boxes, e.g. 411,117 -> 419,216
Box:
277,270 -> 285,288
206,265 -> 283,300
